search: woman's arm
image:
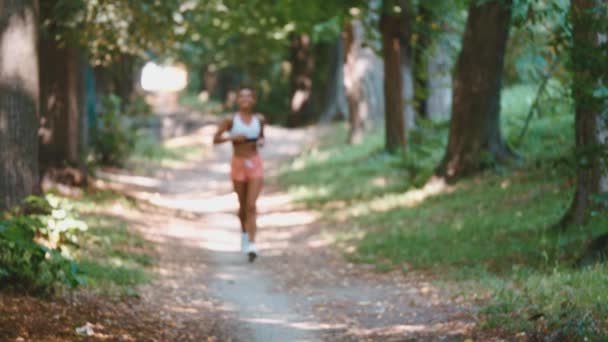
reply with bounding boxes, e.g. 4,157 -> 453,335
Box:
213,117 -> 243,144
257,114 -> 266,146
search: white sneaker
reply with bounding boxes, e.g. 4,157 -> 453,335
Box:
246,243 -> 258,262
241,233 -> 249,254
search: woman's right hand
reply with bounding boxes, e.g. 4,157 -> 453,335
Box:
231,135 -> 247,143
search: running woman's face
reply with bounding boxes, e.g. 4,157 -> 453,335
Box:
237,89 -> 255,111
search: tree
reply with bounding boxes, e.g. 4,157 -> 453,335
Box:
0,0 -> 40,210
559,0 -> 608,227
436,0 -> 516,181
380,0 -> 407,153
287,33 -> 316,127
38,1 -> 87,185
342,18 -> 385,144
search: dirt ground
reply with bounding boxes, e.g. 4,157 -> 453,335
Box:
1,114 -> 504,341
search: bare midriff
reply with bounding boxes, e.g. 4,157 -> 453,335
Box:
232,141 -> 259,158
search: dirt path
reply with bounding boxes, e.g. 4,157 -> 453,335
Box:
98,117 -> 480,341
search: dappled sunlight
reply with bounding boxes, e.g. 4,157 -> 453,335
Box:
242,318 -> 327,332
0,8 -> 38,97
206,162 -> 231,173
149,193 -> 239,213
257,211 -> 317,228
257,193 -> 294,212
199,225 -> 241,253
341,177 -> 453,219
96,170 -> 162,188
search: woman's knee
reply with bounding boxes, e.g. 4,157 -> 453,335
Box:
246,203 -> 257,215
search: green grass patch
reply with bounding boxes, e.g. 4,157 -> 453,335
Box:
130,129 -> 206,165
179,92 -> 224,115
277,83 -> 607,337
54,191 -> 155,297
75,213 -> 154,297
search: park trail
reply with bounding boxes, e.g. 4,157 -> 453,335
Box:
97,113 -> 485,341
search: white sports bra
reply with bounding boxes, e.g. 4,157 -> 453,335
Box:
230,113 -> 261,139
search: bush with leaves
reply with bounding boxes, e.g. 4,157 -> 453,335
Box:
0,195 -> 87,293
91,95 -> 136,166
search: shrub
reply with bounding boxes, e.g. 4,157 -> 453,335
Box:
0,195 -> 87,293
125,95 -> 152,117
90,95 -> 136,166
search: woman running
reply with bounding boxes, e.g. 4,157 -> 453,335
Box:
213,85 -> 265,262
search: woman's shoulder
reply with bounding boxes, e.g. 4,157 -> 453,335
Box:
219,114 -> 236,129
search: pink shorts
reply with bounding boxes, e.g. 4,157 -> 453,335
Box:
231,154 -> 264,182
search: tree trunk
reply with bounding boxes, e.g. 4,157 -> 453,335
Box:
381,1 -> 406,153
288,33 -> 315,127
435,0 -> 515,181
113,54 -> 136,104
344,22 -> 364,144
319,36 -> 348,124
93,55 -> 136,105
203,65 -> 218,99
559,0 -> 608,228
0,0 -> 40,210
343,18 -> 385,144
38,34 -> 87,186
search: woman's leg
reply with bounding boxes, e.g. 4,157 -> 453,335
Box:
244,177 -> 263,242
232,180 -> 248,233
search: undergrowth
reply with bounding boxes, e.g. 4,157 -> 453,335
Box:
277,83 -> 607,339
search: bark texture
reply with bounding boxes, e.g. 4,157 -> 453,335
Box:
381,1 -> 406,153
0,0 -> 40,210
436,0 -> 515,180
560,0 -> 608,227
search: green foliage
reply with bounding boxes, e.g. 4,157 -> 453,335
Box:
68,208 -> 155,296
179,93 -> 223,115
125,95 -> 152,117
75,214 -> 154,297
483,265 -> 608,339
41,0 -> 180,65
277,84 -> 608,338
21,192 -> 155,297
0,195 -> 88,293
505,0 -> 570,84
90,95 -> 136,166
129,130 -> 205,167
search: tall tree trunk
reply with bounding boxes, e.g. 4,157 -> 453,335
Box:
203,65 -> 218,99
113,54 -> 136,104
344,22 -> 364,144
288,33 -> 315,127
343,18 -> 385,144
93,54 -> 136,105
0,0 -> 40,210
559,0 -> 608,228
319,35 -> 348,124
381,0 -> 406,153
38,32 -> 87,186
435,0 -> 515,181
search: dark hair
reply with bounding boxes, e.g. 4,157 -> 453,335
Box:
238,83 -> 256,96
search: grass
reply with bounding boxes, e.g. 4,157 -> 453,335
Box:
179,92 -> 224,115
277,82 -> 608,339
60,192 -> 155,297
130,129 -> 206,166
